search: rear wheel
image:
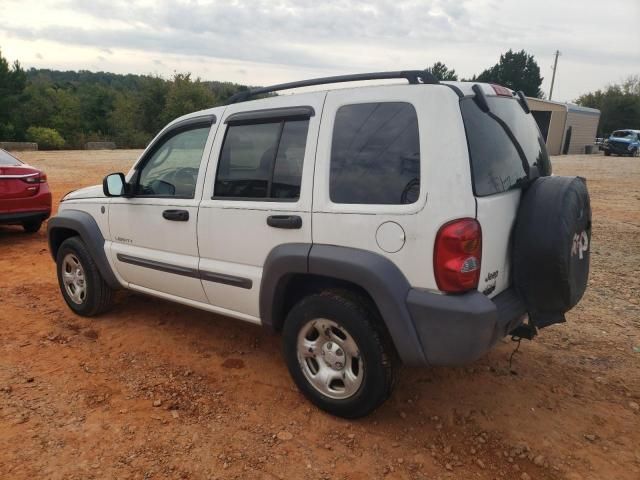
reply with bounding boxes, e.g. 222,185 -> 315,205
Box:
604,150 -> 611,156
282,290 -> 396,418
632,148 -> 639,158
56,236 -> 114,316
22,220 -> 42,233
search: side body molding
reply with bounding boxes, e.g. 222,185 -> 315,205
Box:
47,209 -> 121,289
260,243 -> 428,366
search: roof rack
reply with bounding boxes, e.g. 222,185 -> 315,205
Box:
224,70 -> 439,105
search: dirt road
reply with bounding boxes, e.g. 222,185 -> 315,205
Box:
1,150 -> 638,480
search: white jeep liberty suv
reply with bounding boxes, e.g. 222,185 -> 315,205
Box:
48,71 -> 591,418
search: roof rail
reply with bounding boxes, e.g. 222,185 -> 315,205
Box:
224,70 -> 439,105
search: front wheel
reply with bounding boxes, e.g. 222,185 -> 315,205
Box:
56,236 -> 114,316
282,291 -> 396,418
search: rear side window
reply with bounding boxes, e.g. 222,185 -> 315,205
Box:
215,119 -> 309,200
330,102 -> 420,205
0,149 -> 22,166
461,96 -> 551,196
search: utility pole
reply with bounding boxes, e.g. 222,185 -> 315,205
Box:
549,50 -> 561,100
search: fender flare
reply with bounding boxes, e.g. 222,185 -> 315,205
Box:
260,243 -> 428,366
47,209 -> 121,289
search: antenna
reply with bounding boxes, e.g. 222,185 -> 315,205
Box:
549,50 -> 561,100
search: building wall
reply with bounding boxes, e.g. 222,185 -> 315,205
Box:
528,98 -> 567,155
547,110 -> 568,155
528,98 -> 600,155
564,110 -> 601,154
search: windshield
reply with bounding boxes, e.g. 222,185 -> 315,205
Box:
460,96 -> 551,197
0,149 -> 22,166
611,130 -> 635,139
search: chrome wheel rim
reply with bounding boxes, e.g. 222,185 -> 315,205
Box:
296,318 -> 364,400
61,253 -> 87,305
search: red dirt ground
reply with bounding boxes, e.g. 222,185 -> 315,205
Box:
1,150 -> 638,480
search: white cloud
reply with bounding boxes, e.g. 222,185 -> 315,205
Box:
0,0 -> 638,101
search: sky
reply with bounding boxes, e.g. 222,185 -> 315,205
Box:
1,0 -> 639,102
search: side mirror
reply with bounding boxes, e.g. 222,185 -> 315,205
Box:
103,173 -> 127,197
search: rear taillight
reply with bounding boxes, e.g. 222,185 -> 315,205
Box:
434,218 -> 482,293
21,173 -> 47,184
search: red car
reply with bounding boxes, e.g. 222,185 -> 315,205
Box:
0,149 -> 52,233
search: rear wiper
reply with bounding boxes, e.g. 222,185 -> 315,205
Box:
471,84 -> 530,177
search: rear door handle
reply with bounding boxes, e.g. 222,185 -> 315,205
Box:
162,209 -> 189,221
266,215 -> 302,229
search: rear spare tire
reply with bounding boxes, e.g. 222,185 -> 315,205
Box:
513,176 -> 591,328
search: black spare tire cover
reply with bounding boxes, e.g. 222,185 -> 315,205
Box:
513,176 -> 591,328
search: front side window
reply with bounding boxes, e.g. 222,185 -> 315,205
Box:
214,119 -> 309,200
330,102 -> 420,205
136,127 -> 210,198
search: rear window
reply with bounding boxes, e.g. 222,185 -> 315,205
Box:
0,149 -> 22,166
460,96 -> 550,197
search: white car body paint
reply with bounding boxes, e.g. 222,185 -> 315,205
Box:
56,81 -> 526,323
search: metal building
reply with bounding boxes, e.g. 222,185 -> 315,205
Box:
527,98 -> 600,155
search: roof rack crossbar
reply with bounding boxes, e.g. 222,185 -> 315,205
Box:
224,70 -> 439,105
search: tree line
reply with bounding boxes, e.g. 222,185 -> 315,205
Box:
2,46 -> 636,149
425,49 -> 545,98
575,77 -> 640,136
425,51 -> 640,137
0,49 -> 249,149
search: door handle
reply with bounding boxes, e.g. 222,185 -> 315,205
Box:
162,209 -> 189,221
266,215 -> 302,229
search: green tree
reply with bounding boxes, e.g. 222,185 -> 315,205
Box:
576,76 -> 640,136
18,81 -> 83,146
475,49 -> 544,98
0,49 -> 27,139
137,76 -> 169,135
3,51 -> 250,148
77,83 -> 117,138
425,61 -> 458,81
26,126 -> 65,149
108,91 -> 150,148
162,73 -> 216,124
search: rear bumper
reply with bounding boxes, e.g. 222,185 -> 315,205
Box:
407,288 -> 527,366
0,186 -> 52,224
0,210 -> 51,225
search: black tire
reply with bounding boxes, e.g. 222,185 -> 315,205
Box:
604,151 -> 611,156
56,236 -> 114,316
22,220 -> 42,233
282,290 -> 396,418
